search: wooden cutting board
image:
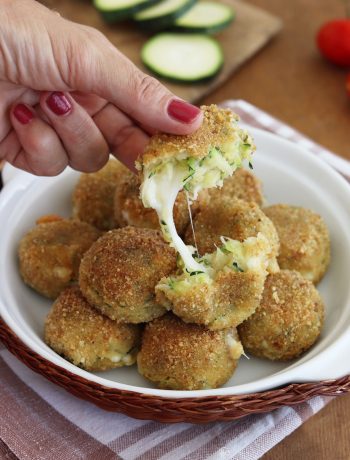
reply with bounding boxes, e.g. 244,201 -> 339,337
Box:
40,0 -> 282,102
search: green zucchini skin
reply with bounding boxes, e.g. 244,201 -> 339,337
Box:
94,0 -> 162,23
172,15 -> 234,34
172,2 -> 235,34
142,61 -> 224,84
141,33 -> 224,83
133,0 -> 197,31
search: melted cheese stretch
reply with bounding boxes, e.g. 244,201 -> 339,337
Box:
141,161 -> 203,272
225,331 -> 244,361
160,233 -> 272,294
140,135 -> 254,273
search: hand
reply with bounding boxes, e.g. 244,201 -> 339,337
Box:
0,0 -> 203,175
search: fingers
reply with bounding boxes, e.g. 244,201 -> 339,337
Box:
70,92 -> 108,116
105,63 -> 203,136
39,92 -> 109,172
114,67 -> 203,136
5,92 -> 148,176
0,130 -> 22,165
9,104 -> 69,175
0,129 -> 39,174
67,28 -> 203,135
8,92 -> 110,175
93,104 -> 150,172
0,130 -> 56,175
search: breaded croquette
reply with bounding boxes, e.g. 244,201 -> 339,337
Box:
45,286 -> 141,371
73,159 -> 128,230
263,204 -> 330,284
137,314 -> 243,390
207,168 -> 264,206
184,198 -> 279,273
114,168 -> 201,236
79,227 -> 177,323
19,217 -> 101,299
156,233 -> 273,330
238,270 -> 324,361
139,105 -> 254,173
138,105 -> 255,274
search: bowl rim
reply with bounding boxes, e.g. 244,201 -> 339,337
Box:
2,315 -> 349,424
1,126 -> 350,399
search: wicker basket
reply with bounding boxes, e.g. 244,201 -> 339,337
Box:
1,318 -> 350,424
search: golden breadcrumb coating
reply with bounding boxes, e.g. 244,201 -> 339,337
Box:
19,218 -> 101,299
79,227 -> 177,323
238,270 -> 324,361
207,169 -> 264,206
45,286 -> 141,371
156,231 -> 273,330
36,214 -> 64,224
139,105 -> 240,167
263,204 -> 330,284
114,169 -> 202,236
137,314 -> 243,390
73,159 -> 128,230
157,270 -> 266,330
184,198 -> 279,272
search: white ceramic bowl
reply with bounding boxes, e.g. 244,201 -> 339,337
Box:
1,127 -> 350,399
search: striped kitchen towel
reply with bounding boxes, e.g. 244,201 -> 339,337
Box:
1,99 -> 347,460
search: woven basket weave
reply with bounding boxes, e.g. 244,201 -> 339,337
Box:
1,319 -> 350,423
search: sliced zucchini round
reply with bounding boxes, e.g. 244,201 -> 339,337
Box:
133,0 -> 197,30
173,1 -> 235,34
141,33 -> 224,83
94,0 -> 162,23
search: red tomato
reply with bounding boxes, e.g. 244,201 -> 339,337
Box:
346,74 -> 350,96
317,20 -> 350,67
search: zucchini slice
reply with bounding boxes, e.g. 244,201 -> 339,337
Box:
174,1 -> 235,34
133,0 -> 197,30
141,33 -> 224,83
94,0 -> 162,23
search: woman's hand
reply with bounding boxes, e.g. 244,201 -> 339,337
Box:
0,0 -> 203,175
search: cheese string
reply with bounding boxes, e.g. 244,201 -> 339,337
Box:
186,191 -> 199,258
141,162 -> 204,273
160,185 -> 204,273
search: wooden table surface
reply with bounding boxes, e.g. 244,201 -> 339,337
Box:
202,0 -> 350,457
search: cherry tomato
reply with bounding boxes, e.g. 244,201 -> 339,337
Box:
317,19 -> 350,67
346,73 -> 350,96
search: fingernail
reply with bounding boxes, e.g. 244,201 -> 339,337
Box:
167,99 -> 201,124
13,104 -> 34,125
46,92 -> 71,116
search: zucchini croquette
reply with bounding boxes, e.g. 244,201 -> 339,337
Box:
73,158 -> 128,230
156,233 -> 273,330
113,168 -> 202,236
138,104 -> 255,274
79,226 -> 177,323
137,314 -> 243,390
184,198 -> 280,273
45,286 -> 141,371
207,168 -> 264,206
19,217 -> 101,299
238,270 -> 324,361
263,204 -> 330,284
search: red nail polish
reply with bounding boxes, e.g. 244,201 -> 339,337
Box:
46,92 -> 71,116
13,104 -> 34,124
167,99 -> 201,124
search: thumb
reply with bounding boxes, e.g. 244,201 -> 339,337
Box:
68,28 -> 203,135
